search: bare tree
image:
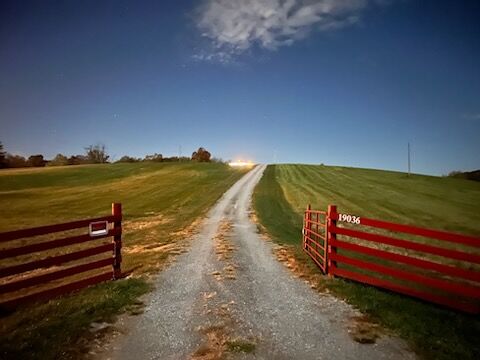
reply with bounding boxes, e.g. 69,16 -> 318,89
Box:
49,153 -> 69,166
0,142 -> 6,169
144,153 -> 163,162
85,144 -> 110,163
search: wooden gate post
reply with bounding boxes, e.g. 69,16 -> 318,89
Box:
326,205 -> 337,276
112,203 -> 122,279
303,204 -> 311,250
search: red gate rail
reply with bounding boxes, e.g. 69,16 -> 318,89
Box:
0,203 -> 122,308
303,205 -> 327,273
302,204 -> 480,314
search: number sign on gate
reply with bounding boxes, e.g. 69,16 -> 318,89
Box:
337,213 -> 361,224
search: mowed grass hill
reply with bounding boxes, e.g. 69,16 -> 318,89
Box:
254,164 -> 480,360
0,162 -> 244,231
0,162 -> 247,359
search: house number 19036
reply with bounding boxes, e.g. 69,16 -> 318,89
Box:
337,214 -> 361,224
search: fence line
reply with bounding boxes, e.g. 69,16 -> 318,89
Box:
0,203 -> 122,308
302,204 -> 480,314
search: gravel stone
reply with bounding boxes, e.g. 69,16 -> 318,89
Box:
100,165 -> 415,360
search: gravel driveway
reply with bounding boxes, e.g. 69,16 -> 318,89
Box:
99,165 -> 414,360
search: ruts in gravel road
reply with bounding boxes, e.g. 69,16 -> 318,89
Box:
97,165 -> 415,360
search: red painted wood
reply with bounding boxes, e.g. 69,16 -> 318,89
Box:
332,267 -> 479,314
331,239 -> 480,283
306,220 -> 326,227
0,243 -> 114,278
331,253 -> 480,299
112,203 -> 122,279
0,228 -> 120,260
304,236 -> 325,252
326,205 -> 337,275
305,210 -> 327,215
331,225 -> 480,264
0,215 -> 119,243
0,272 -> 113,308
304,227 -> 326,240
303,247 -> 325,269
0,258 -> 113,294
331,213 -> 480,248
304,242 -> 326,262
303,209 -> 307,251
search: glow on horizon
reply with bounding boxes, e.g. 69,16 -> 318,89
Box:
228,160 -> 255,168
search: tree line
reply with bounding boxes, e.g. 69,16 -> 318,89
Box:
0,142 -> 213,169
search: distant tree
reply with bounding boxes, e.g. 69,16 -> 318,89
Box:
0,142 -> 6,169
162,156 -> 177,162
210,157 -> 225,164
27,154 -> 46,167
144,153 -> 163,162
85,144 -> 109,164
117,155 -> 140,163
68,155 -> 89,165
191,147 -> 211,162
5,154 -> 27,168
448,171 -> 463,177
48,153 -> 69,166
448,170 -> 480,182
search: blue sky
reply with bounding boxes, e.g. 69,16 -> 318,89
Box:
0,0 -> 479,175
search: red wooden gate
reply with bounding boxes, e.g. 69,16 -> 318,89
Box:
0,203 -> 122,308
302,204 -> 480,314
302,205 -> 327,273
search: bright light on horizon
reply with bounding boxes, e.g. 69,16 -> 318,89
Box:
228,160 -> 255,168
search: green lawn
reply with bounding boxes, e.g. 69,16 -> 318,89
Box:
254,164 -> 480,360
0,162 -> 246,359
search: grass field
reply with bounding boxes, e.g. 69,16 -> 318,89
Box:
254,164 -> 480,360
0,162 -> 246,359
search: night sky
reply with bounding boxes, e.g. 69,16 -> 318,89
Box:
1,0 -> 479,175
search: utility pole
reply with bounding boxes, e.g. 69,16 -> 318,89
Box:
407,142 -> 411,177
178,145 -> 182,162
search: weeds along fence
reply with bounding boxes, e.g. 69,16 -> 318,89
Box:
0,203 -> 122,308
303,205 -> 480,314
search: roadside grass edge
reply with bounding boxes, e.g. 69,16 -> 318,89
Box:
253,164 -> 480,360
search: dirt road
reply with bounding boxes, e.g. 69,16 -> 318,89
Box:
100,165 -> 414,360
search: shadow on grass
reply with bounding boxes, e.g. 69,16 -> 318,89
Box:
0,278 -> 150,360
253,165 -> 303,245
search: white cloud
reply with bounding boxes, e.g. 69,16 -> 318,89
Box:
194,0 -> 382,63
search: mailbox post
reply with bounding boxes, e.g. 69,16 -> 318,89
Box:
112,203 -> 122,279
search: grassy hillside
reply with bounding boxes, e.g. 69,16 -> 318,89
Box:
254,164 -> 480,360
0,162 -> 246,359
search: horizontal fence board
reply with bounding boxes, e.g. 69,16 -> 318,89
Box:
303,248 -> 325,269
0,228 -> 120,260
304,242 -> 326,262
305,210 -> 326,215
0,243 -> 114,278
332,214 -> 480,248
331,239 -> 480,283
304,228 -> 326,240
0,272 -> 113,308
304,236 -> 325,252
0,258 -> 113,295
332,226 -> 480,264
331,253 -> 480,299
306,220 -> 326,227
332,267 -> 479,314
0,215 -> 120,243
